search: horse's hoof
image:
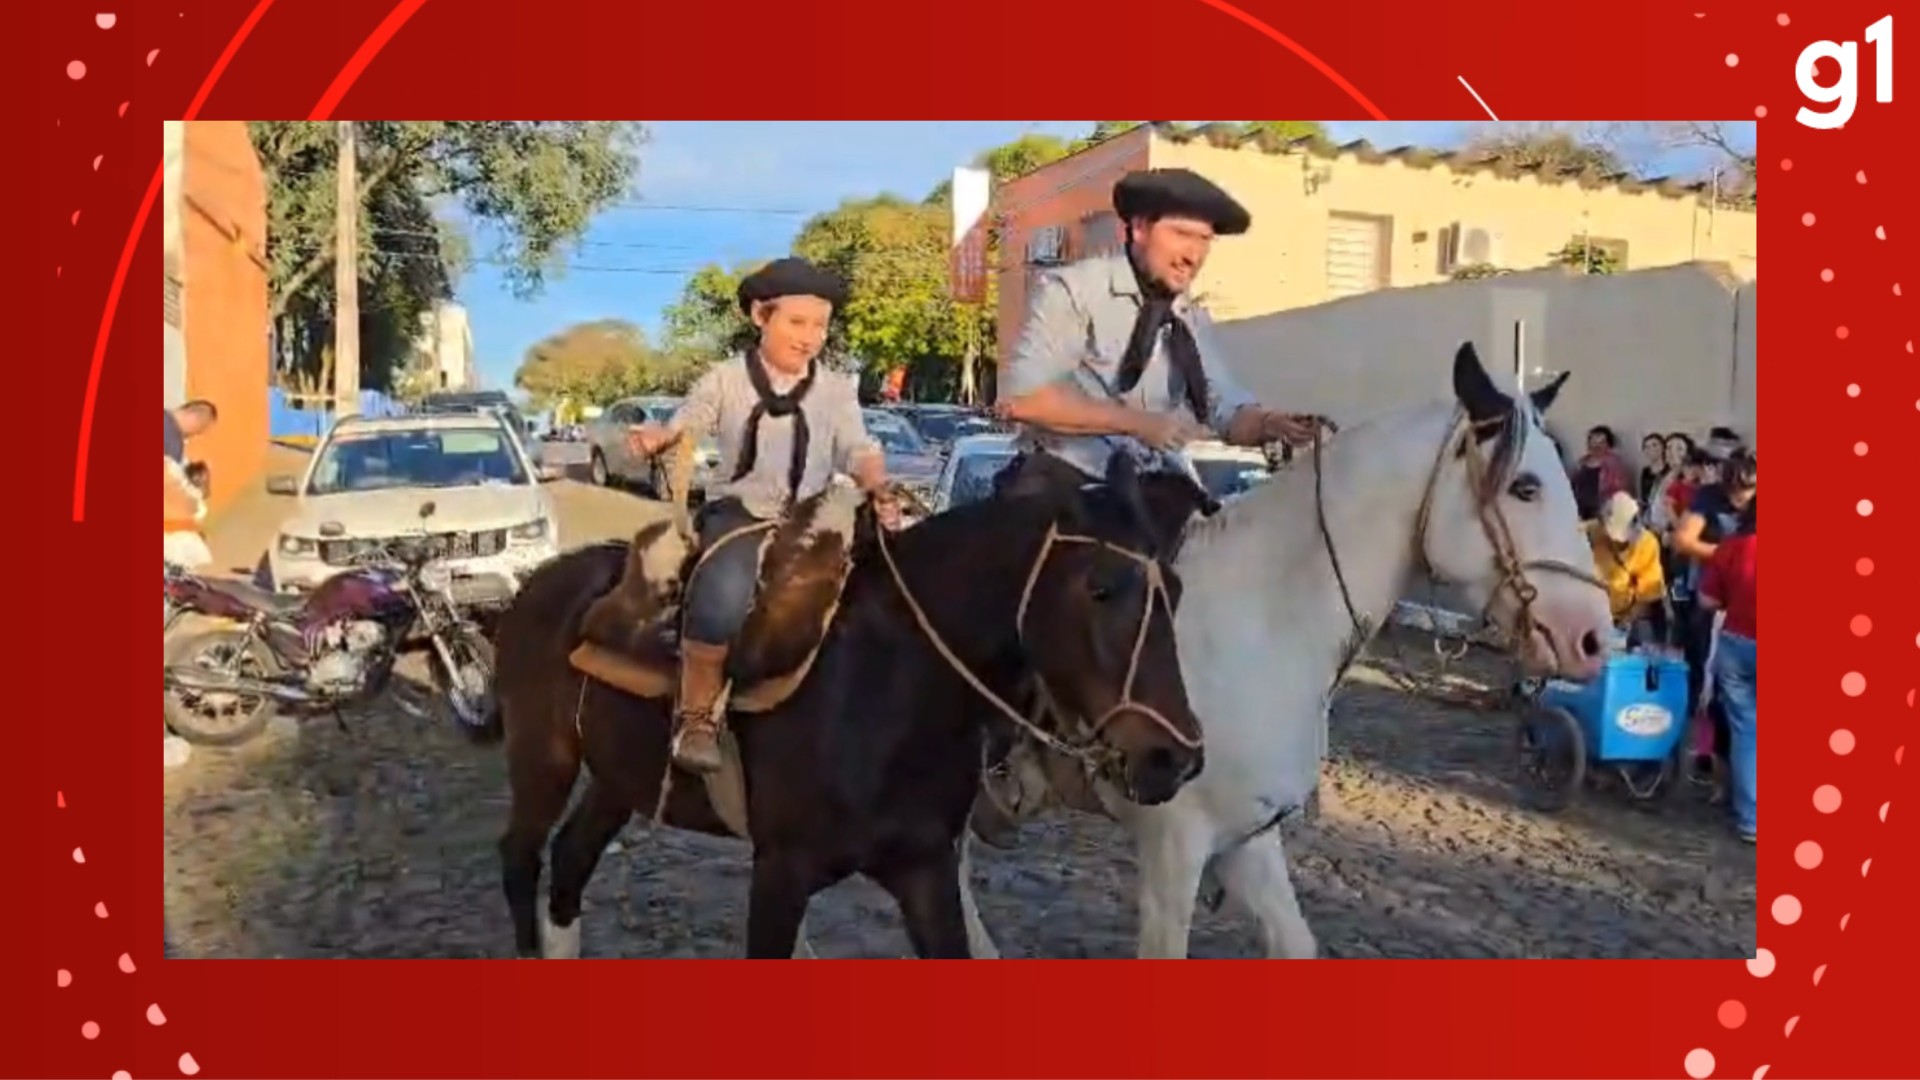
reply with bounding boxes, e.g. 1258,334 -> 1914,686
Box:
540,913 -> 582,959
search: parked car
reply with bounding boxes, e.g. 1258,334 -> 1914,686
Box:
863,409 -> 944,506
418,390 -> 531,444
929,432 -> 1020,514
925,433 -> 1268,516
263,411 -> 559,615
584,396 -> 721,499
890,403 -> 997,452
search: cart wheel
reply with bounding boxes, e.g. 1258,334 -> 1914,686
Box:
1517,705 -> 1586,813
1618,755 -> 1678,807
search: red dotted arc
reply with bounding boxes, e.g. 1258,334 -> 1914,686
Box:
1189,0 -> 1389,120
69,0 -> 282,522
307,0 -> 433,120
1683,10 -> 1902,1078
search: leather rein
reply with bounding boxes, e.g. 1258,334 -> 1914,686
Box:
1313,409 -> 1610,674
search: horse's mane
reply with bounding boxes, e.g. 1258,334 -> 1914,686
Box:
1176,394 -> 1537,551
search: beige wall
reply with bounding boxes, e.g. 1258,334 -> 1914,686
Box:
1210,262 -> 1755,472
1732,281 -> 1757,449
1154,134 -> 1757,324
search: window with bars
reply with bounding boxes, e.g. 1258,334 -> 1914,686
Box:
164,275 -> 184,327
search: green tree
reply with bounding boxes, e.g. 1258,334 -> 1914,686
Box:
926,131 -> 1077,204
252,121 -> 644,394
1460,122 -> 1625,175
659,261 -> 762,359
1066,120 -> 1147,152
1547,239 -> 1623,275
513,319 -> 679,408
975,133 -> 1071,182
790,196 -> 995,399
1238,120 -> 1328,144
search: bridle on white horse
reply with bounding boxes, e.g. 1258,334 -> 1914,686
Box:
1312,408 -> 1609,675
874,514 -> 1200,769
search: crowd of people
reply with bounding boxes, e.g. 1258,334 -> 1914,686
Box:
1568,423 -> 1758,842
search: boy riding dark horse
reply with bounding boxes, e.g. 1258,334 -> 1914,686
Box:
609,257 -> 901,775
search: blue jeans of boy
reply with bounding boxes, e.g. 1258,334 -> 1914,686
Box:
1712,631 -> 1758,834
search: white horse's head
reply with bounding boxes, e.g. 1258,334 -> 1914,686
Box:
1416,343 -> 1613,681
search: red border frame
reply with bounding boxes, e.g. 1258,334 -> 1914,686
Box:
22,1 -> 1915,1077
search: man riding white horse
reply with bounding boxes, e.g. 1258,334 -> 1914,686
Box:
980,167 -> 1328,842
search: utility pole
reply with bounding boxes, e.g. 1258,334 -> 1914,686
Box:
333,120 -> 361,418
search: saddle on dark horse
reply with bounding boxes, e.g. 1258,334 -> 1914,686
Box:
568,483 -> 865,716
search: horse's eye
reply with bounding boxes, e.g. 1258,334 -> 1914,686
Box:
1508,472 -> 1543,502
1087,563 -> 1135,603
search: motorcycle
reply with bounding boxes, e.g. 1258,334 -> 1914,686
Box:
161,501 -> 497,747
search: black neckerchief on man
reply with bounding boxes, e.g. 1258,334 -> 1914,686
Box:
732,349 -> 818,502
1113,253 -> 1210,422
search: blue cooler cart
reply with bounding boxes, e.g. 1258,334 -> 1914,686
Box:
1516,649 -> 1692,811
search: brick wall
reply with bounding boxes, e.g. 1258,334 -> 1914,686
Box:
177,121 -> 269,513
992,128 -> 1150,370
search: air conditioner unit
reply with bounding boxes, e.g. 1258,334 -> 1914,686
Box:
1440,222 -> 1504,272
1026,225 -> 1067,266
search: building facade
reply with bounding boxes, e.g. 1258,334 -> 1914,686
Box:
162,120 -> 272,512
417,301 -> 477,391
994,123 -> 1758,363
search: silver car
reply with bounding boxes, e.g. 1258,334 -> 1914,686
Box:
929,432 -> 1020,514
864,409 -> 944,504
585,396 -> 720,498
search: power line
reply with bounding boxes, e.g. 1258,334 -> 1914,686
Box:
368,224 -> 696,251
278,242 -> 706,275
257,160 -> 821,218
608,200 -> 813,216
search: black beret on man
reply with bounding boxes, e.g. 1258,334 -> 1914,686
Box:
1112,168 -> 1252,236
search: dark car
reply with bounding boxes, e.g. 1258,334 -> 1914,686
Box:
890,403 -> 1001,451
419,391 -> 531,443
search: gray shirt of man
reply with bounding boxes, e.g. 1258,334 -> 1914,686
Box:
998,251 -> 1256,479
671,354 -> 879,520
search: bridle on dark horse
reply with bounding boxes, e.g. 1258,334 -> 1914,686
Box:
873,509 -> 1200,769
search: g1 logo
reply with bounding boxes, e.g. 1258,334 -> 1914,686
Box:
1797,15 -> 1894,129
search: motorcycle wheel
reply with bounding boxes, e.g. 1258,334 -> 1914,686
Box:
432,627 -> 498,738
162,628 -> 277,747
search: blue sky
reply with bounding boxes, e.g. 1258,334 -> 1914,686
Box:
452,121 -> 1754,392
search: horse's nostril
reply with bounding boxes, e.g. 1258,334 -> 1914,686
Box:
1144,746 -> 1179,779
1579,630 -> 1602,658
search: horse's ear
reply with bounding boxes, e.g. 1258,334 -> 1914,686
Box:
1451,341 -> 1513,428
1528,370 -> 1571,415
1137,471 -> 1208,563
1103,452 -> 1164,553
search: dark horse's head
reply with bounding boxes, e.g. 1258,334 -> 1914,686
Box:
996,453 -> 1211,805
